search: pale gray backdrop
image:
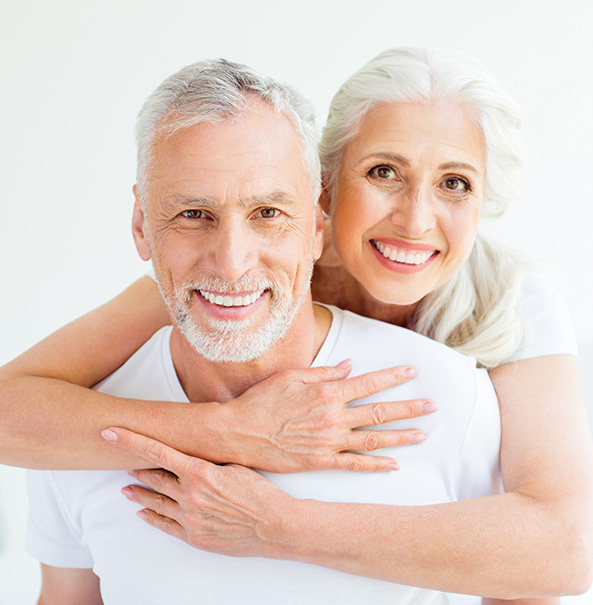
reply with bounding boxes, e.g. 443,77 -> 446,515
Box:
1,0 -> 592,602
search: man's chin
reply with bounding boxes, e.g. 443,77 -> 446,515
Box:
176,316 -> 289,364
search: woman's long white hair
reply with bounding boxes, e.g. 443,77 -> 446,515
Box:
320,48 -> 525,368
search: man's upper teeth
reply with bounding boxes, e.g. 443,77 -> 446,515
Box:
199,289 -> 264,307
374,241 -> 433,265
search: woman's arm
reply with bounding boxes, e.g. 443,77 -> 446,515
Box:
0,278 -> 427,471
37,565 -> 103,605
113,354 -> 593,598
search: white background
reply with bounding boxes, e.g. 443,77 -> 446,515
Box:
1,0 -> 592,602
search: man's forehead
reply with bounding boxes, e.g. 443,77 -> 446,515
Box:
146,105 -> 313,208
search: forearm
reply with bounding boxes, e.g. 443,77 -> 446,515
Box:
0,376 -> 231,469
279,491 -> 592,599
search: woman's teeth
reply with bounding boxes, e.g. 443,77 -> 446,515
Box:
373,241 -> 435,266
198,289 -> 264,307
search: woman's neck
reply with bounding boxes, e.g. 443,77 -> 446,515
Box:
311,259 -> 418,329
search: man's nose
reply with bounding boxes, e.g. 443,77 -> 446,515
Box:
209,218 -> 259,283
389,187 -> 437,237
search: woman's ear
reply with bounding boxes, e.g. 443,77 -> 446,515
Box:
319,176 -> 332,216
131,185 -> 151,261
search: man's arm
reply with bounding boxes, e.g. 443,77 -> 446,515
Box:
38,564 -> 102,605
110,355 -> 593,599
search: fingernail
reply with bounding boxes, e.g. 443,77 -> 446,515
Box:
411,433 -> 426,444
387,463 -> 400,472
101,429 -> 117,442
121,486 -> 133,498
405,367 -> 418,378
422,402 -> 438,414
338,359 -> 352,368
137,510 -> 147,520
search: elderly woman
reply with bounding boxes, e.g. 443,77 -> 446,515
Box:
1,49 -> 592,602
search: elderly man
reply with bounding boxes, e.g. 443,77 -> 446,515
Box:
26,60 -> 503,603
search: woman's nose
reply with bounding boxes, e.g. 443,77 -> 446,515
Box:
389,188 -> 437,236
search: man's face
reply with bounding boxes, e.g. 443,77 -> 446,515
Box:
133,99 -> 323,363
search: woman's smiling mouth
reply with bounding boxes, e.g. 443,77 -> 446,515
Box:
371,240 -> 438,266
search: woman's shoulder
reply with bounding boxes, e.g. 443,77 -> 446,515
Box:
505,270 -> 578,362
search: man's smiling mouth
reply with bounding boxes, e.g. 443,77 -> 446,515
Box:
198,288 -> 266,307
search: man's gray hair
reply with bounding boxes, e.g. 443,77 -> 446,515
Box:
135,58 -> 321,204
320,47 -> 523,219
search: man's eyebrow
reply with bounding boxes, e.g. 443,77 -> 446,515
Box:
241,191 -> 297,207
162,191 -> 298,209
162,195 -> 218,209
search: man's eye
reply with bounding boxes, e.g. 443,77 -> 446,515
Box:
442,177 -> 470,192
369,165 -> 398,180
181,209 -> 204,219
256,208 -> 281,219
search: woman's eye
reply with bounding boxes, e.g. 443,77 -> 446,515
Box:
256,208 -> 280,219
442,177 -> 470,192
181,209 -> 204,219
369,165 -> 398,180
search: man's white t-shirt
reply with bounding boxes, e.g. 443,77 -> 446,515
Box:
27,305 -> 503,604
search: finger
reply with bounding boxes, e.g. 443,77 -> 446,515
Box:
127,468 -> 180,499
101,427 -> 208,475
340,365 -> 418,401
122,484 -> 178,518
349,399 -> 437,428
282,360 -> 353,385
348,428 -> 426,452
136,508 -> 186,542
333,452 -> 400,473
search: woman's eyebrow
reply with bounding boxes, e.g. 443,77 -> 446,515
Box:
360,152 -> 410,166
439,161 -> 480,174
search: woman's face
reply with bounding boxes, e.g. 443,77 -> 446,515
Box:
327,100 -> 486,308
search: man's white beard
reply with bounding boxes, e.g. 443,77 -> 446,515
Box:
165,260 -> 314,364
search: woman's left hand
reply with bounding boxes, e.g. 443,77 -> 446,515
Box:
102,427 -> 293,558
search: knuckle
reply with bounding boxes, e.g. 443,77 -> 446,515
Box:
153,493 -> 168,513
309,453 -> 331,470
400,401 -> 416,418
149,470 -> 165,490
146,441 -> 166,465
345,456 -> 365,472
319,411 -> 339,429
370,402 -> 386,424
314,383 -> 336,405
363,431 -> 379,451
360,373 -> 381,394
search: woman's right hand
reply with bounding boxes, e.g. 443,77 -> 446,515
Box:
221,361 -> 436,473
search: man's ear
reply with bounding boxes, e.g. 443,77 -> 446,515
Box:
131,185 -> 151,261
319,175 -> 332,216
313,202 -> 325,261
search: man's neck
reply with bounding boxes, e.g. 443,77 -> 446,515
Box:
169,295 -> 332,403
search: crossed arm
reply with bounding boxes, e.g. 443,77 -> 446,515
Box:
4,278 -> 593,601
52,356 -> 590,602
0,278 -> 428,473
41,354 -> 593,603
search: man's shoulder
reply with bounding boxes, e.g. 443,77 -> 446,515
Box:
93,326 -> 187,402
327,305 -> 477,370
